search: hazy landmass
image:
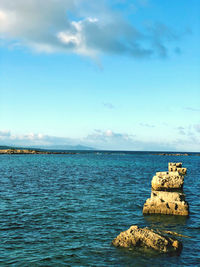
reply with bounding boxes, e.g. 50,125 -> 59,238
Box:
0,145 -> 95,154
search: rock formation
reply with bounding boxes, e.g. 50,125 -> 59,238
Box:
112,225 -> 182,253
168,162 -> 187,175
143,162 -> 189,216
143,190 -> 189,216
151,171 -> 184,191
112,162 -> 189,256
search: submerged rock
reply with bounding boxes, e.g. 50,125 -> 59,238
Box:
112,225 -> 182,253
151,171 -> 184,191
143,191 -> 189,216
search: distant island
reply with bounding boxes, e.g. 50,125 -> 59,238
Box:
0,145 -> 95,154
0,146 -> 199,156
0,148 -> 79,154
152,153 -> 189,156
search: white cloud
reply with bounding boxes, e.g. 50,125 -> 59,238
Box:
0,0 -> 179,58
105,130 -> 113,137
0,130 -> 74,146
0,128 -> 200,151
173,124 -> 200,151
194,124 -> 200,133
84,129 -> 177,150
85,129 -> 133,141
177,126 -> 186,136
0,130 -> 11,137
57,17 -> 98,56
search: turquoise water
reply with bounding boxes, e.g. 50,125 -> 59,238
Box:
0,153 -> 199,266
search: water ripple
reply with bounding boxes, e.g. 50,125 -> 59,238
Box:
0,153 -> 199,266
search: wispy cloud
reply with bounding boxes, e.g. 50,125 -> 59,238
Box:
0,130 -> 11,137
0,0 -> 181,59
140,123 -> 155,128
184,107 -> 200,112
85,129 -> 133,142
176,124 -> 200,136
194,124 -> 200,133
144,23 -> 171,57
177,126 -> 186,135
83,129 -> 177,151
103,102 -> 115,109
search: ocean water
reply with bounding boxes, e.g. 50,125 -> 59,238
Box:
0,152 -> 199,266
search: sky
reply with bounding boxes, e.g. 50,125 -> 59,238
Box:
0,0 -> 200,151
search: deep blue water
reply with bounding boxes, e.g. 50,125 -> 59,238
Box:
0,152 -> 199,266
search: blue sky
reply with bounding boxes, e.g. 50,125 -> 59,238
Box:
0,0 -> 200,151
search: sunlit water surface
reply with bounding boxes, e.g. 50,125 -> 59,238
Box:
0,152 -> 199,266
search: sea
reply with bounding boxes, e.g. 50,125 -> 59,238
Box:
0,152 -> 199,266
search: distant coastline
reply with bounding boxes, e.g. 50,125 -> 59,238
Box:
0,149 -> 78,155
151,153 -> 190,156
0,147 -> 200,156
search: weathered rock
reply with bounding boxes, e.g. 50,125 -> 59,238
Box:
169,162 -> 182,168
168,167 -> 187,175
112,225 -> 182,253
152,171 -> 184,191
168,162 -> 187,175
150,190 -> 186,202
143,191 -> 189,216
143,162 -> 189,216
0,149 -> 37,154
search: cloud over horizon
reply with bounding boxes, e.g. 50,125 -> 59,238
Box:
0,0 -> 180,58
1,128 -> 199,152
